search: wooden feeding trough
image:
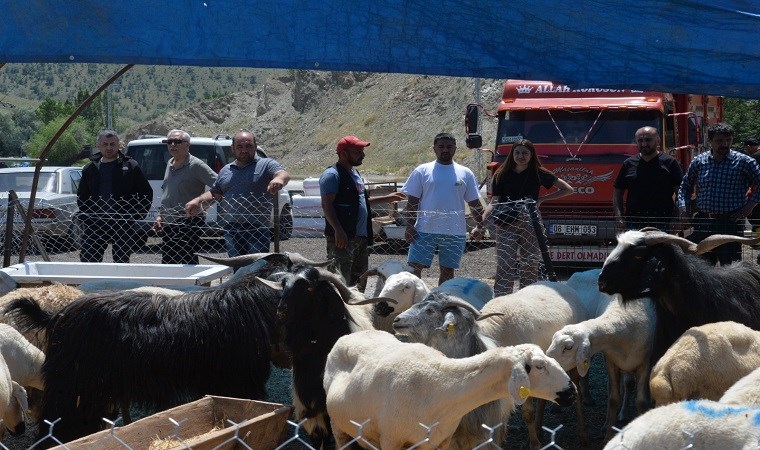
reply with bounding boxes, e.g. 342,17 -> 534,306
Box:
54,396 -> 292,450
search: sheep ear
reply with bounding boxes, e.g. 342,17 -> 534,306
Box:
436,311 -> 457,335
508,360 -> 532,406
576,337 -> 592,377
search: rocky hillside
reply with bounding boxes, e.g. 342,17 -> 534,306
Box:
126,72 -> 504,181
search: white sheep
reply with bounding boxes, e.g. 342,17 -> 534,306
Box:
546,296 -> 655,438
392,292 -> 506,449
0,352 -> 27,441
371,271 -> 430,332
324,329 -> 577,450
359,259 -> 415,297
649,321 -> 760,406
477,281 -> 590,449
432,276 -> 494,310
0,325 -> 44,393
603,400 -> 760,449
564,268 -> 614,318
720,366 -> 760,408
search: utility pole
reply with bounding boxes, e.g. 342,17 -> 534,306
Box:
106,82 -> 121,129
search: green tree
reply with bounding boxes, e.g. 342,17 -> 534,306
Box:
35,98 -> 74,124
25,117 -> 92,166
724,98 -> 760,144
0,108 -> 39,157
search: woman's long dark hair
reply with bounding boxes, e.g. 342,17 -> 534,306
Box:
492,139 -> 553,185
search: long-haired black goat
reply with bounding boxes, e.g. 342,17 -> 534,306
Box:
598,230 -> 760,366
3,252 -> 326,445
256,264 -> 394,450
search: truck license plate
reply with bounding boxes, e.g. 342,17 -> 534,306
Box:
548,224 -> 598,236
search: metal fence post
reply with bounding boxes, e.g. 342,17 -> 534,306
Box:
526,200 -> 557,282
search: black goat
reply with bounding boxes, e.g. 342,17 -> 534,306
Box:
256,265 -> 393,450
598,230 -> 760,365
4,252 -> 324,445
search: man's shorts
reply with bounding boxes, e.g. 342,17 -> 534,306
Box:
407,232 -> 466,269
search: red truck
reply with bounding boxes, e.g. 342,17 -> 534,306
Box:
469,80 -> 723,264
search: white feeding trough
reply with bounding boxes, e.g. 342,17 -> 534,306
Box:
0,262 -> 232,287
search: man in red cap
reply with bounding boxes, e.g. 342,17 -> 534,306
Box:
320,135 -> 405,290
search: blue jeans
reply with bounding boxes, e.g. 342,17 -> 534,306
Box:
223,224 -> 271,257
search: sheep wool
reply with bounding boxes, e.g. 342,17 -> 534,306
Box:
604,400 -> 760,449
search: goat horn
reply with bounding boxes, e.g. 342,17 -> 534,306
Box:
316,268 -> 362,304
641,232 -> 697,253
693,234 -> 760,255
285,252 -> 334,267
356,268 -> 380,283
254,276 -> 283,291
477,312 -> 504,321
196,253 -> 274,268
437,296 -> 482,316
346,296 -> 399,306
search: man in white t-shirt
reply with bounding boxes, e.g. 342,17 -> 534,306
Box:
402,133 -> 484,285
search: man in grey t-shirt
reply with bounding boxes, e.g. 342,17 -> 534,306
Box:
153,129 -> 217,264
186,130 -> 290,256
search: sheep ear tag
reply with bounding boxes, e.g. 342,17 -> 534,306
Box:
447,323 -> 455,335
519,386 -> 531,400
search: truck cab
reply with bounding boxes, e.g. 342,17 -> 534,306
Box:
472,80 -> 722,264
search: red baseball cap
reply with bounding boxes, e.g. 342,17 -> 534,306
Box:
336,135 -> 370,153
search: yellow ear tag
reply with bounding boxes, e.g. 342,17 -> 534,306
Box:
447,323 -> 455,335
519,386 -> 531,400
583,360 -> 590,369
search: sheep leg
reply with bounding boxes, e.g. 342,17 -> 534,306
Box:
522,398 -> 541,450
604,360 -> 621,442
570,370 -> 589,447
635,365 -> 653,415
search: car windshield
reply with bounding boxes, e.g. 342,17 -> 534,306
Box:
0,172 -> 57,193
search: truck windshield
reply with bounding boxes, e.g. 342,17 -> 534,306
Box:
498,109 -> 660,149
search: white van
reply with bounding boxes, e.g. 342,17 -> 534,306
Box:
125,134 -> 292,240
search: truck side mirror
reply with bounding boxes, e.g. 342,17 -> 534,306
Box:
465,104 -> 482,149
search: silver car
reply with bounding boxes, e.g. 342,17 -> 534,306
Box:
0,166 -> 83,250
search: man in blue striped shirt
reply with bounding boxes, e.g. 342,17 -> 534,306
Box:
677,123 -> 760,265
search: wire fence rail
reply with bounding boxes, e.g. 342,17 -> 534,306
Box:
7,410 -> 760,450
4,195 -> 760,275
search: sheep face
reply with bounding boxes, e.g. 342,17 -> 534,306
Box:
392,295 -> 475,346
546,326 -> 592,376
598,231 -> 660,300
515,344 -> 577,407
377,272 -> 428,313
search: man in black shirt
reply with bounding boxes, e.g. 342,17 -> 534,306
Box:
613,126 -> 683,232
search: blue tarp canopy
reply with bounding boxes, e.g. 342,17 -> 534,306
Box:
2,1 -> 760,98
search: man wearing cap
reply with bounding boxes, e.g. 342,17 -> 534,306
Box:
153,129 -> 217,265
320,135 -> 405,291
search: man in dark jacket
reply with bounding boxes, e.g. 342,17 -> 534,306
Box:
319,135 -> 404,290
77,129 -> 153,263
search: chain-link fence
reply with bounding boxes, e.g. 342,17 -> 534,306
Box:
4,190 -> 760,278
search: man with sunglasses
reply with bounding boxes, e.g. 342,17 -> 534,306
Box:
320,135 -> 405,291
77,129 -> 153,263
613,126 -> 683,232
153,129 -> 217,264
